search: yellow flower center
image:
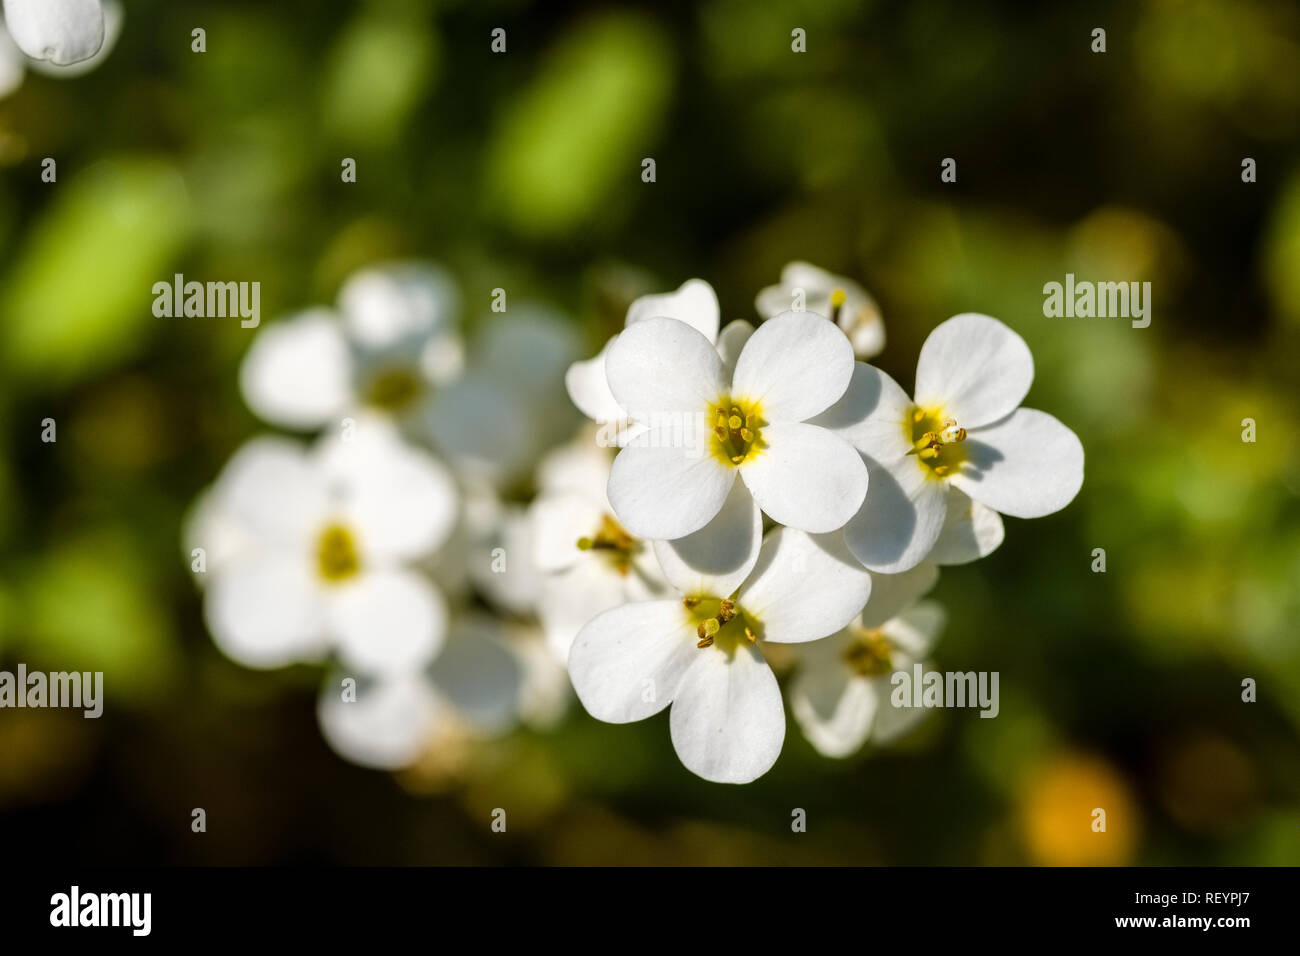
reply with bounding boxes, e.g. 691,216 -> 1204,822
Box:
710,397 -> 766,467
316,523 -> 361,583
843,628 -> 894,676
683,596 -> 759,650
906,406 -> 968,478
577,513 -> 641,576
363,365 -> 424,411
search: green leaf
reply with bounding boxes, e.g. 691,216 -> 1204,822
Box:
485,13 -> 673,238
0,159 -> 190,388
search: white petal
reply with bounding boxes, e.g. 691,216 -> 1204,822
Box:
328,569 -> 448,677
669,642 -> 784,783
317,673 -> 438,771
425,374 -> 531,479
739,422 -> 867,532
568,600 -> 698,723
811,362 -> 913,462
626,278 -> 719,343
927,486 -> 1005,565
338,261 -> 459,349
430,617 -> 523,735
606,316 -> 724,417
530,490 -> 606,572
537,559 -> 630,662
732,311 -> 854,422
475,306 -> 581,402
791,665 -> 877,759
949,408 -> 1084,519
607,438 -> 734,540
914,313 -> 1033,428
205,554 -> 328,669
535,429 -> 614,499
509,625 -> 572,730
715,319 -> 754,379
653,477 -> 761,598
210,435 -> 329,544
26,0 -> 120,78
3,0 -> 103,65
755,262 -> 885,360
862,563 -> 940,629
316,424 -> 458,560
842,457 -> 948,574
738,528 -> 873,644
469,503 -> 544,617
882,600 -> 946,660
565,339 -> 625,423
840,304 -> 886,361
871,669 -> 932,745
239,309 -> 353,431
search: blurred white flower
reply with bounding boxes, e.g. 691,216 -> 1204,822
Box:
240,262 -> 580,485
605,310 -> 868,539
425,304 -> 581,487
789,563 -> 944,757
239,261 -> 464,433
814,314 -> 1083,573
0,0 -> 120,97
569,526 -> 872,784
756,261 -> 885,360
529,431 -> 666,662
187,421 -> 458,676
463,484 -> 544,617
316,615 -> 524,772
503,622 -> 572,731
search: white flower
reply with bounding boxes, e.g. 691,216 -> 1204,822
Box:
789,563 -> 944,757
463,484 -> 544,617
604,309 -> 868,539
188,421 -> 458,676
569,526 -> 872,784
815,313 -> 1084,573
0,0 -> 120,97
565,278 -> 721,439
239,260 -> 464,433
756,261 -> 885,360
316,615 -> 524,771
425,304 -> 581,485
529,431 -> 666,662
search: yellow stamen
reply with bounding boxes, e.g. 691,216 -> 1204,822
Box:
576,514 -> 641,574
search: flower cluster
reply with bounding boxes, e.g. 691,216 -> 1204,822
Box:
544,262 -> 1084,783
187,261 -> 579,773
190,257 -> 1083,787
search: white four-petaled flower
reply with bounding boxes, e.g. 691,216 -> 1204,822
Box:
188,422 -> 458,677
789,563 -> 944,757
816,313 -> 1084,573
605,310 -> 869,540
569,526 -> 872,783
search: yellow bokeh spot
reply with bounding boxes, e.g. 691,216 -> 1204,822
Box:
1018,753 -> 1139,866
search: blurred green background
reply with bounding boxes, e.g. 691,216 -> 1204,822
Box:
1,0 -> 1298,864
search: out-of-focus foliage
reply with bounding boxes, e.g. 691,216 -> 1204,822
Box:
0,0 -> 1297,864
